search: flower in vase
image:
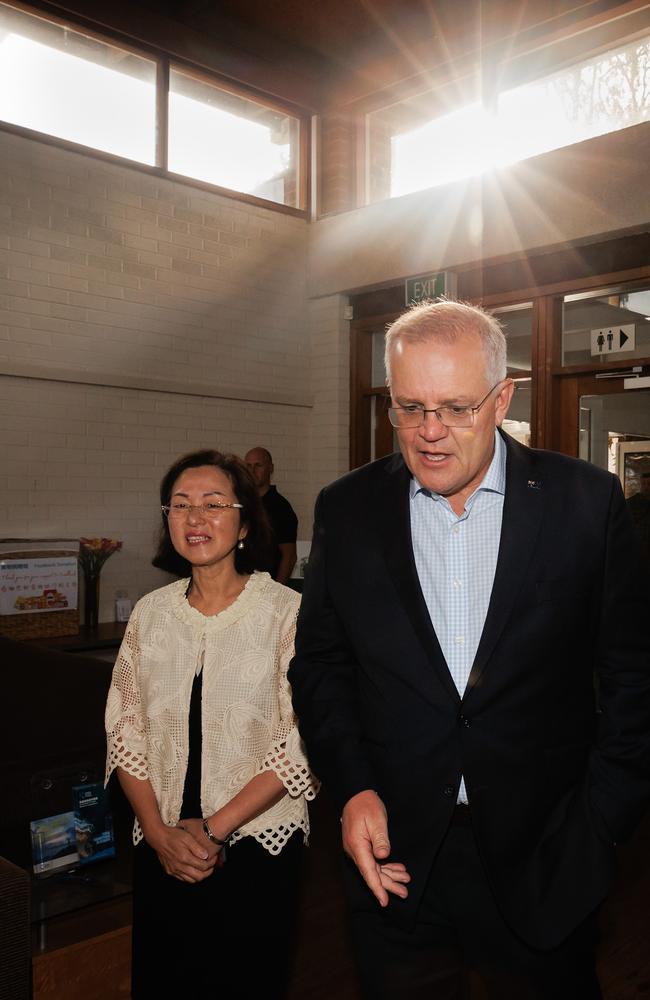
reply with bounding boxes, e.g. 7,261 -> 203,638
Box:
78,537 -> 123,579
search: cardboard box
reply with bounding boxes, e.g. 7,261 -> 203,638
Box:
0,539 -> 80,639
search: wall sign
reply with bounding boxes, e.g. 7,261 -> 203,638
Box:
405,271 -> 457,306
590,324 -> 636,356
0,556 -> 78,615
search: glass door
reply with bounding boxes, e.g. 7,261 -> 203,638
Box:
578,383 -> 650,473
557,370 -> 650,469
558,372 -> 650,561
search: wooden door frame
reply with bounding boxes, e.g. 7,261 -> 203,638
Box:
554,367 -> 650,457
349,312 -> 399,469
350,254 -> 650,468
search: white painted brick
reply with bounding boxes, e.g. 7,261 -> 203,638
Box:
0,131 -> 320,606
107,271 -> 140,290
106,187 -> 141,208
49,274 -> 88,293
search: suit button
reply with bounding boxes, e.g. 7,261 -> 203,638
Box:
459,715 -> 471,728
443,784 -> 455,797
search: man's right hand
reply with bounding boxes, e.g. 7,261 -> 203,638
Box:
341,789 -> 411,907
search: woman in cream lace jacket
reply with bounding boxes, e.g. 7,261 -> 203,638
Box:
105,449 -> 318,999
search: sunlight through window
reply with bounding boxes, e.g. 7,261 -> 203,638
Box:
368,31 -> 650,202
168,69 -> 299,207
0,3 -> 301,209
0,6 -> 156,163
391,103 -> 494,196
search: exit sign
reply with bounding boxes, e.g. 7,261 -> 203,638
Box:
405,271 -> 457,305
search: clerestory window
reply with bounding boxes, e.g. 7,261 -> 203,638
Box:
367,28 -> 650,203
0,1 -> 304,212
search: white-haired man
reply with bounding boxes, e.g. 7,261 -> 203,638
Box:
289,299 -> 650,999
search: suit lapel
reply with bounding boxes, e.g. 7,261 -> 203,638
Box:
463,432 -> 545,703
373,454 -> 461,705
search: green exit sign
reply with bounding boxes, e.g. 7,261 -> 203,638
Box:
405,271 -> 456,305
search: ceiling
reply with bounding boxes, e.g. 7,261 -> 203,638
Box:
52,0 -> 641,109
148,0 -> 637,102
155,0 -> 460,67
125,0 -> 472,108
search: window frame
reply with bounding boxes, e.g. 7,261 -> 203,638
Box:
361,0 -> 650,207
0,0 -> 309,217
166,56 -> 307,212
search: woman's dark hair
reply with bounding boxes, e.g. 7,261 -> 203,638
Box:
152,449 -> 272,577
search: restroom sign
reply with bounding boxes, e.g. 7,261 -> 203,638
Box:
590,324 -> 636,356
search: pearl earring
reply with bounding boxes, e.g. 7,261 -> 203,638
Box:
237,539 -> 244,550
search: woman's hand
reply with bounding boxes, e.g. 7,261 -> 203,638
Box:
146,823 -> 218,883
179,817 -> 225,868
115,771 -> 220,882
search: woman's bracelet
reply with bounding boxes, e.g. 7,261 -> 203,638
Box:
202,818 -> 228,846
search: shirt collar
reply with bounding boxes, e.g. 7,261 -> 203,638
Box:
409,429 -> 507,504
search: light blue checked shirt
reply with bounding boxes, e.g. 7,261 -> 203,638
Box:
410,430 -> 507,804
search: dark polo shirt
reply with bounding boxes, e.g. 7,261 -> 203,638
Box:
261,485 -> 298,579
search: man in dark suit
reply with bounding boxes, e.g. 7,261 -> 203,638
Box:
288,300 -> 650,999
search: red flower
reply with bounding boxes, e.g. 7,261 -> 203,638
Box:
78,537 -> 122,578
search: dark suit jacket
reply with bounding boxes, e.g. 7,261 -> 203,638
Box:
288,432 -> 650,949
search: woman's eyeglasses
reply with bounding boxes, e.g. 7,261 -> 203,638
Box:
162,501 -> 243,519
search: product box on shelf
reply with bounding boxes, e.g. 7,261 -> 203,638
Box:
0,538 -> 80,640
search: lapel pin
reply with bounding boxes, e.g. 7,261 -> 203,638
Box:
527,479 -> 542,490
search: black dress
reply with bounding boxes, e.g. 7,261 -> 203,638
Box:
131,671 -> 303,999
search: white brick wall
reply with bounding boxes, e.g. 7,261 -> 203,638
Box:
308,294 -> 350,509
0,130 -> 323,622
0,132 -> 309,396
0,374 -> 310,621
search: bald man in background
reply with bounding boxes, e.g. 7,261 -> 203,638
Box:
245,447 -> 298,585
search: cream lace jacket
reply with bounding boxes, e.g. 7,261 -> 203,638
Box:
105,572 -> 318,855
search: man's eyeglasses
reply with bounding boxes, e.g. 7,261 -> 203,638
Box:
162,501 -> 244,520
388,380 -> 508,430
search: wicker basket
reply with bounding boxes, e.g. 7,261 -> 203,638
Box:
0,542 -> 80,640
